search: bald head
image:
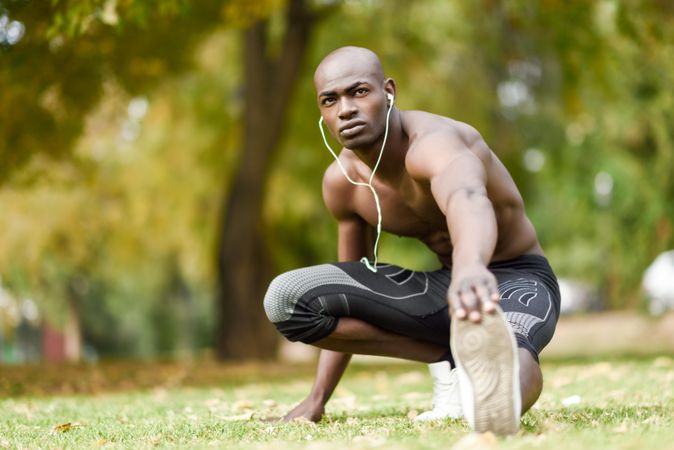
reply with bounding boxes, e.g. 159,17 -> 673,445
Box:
313,47 -> 395,151
314,46 -> 385,91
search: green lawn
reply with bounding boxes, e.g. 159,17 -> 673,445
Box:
1,356 -> 673,449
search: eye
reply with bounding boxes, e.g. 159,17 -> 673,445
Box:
354,88 -> 368,96
321,97 -> 336,106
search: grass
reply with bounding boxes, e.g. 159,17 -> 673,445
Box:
0,356 -> 673,449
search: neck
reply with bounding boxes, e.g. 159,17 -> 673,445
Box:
351,108 -> 407,181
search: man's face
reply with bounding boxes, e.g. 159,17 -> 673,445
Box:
315,67 -> 389,151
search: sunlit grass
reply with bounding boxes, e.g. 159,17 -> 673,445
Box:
1,356 -> 673,449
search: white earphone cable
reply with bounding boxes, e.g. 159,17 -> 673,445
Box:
319,95 -> 394,273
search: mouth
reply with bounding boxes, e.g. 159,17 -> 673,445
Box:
339,121 -> 366,138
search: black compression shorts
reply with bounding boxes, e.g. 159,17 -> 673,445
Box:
264,255 -> 560,363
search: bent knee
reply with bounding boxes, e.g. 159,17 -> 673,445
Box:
263,265 -> 346,343
263,270 -> 298,324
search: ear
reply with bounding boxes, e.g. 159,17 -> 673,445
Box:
384,78 -> 397,104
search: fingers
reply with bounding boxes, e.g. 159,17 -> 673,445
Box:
448,290 -> 466,320
476,282 -> 500,313
474,283 -> 492,313
448,275 -> 500,323
461,285 -> 480,321
449,283 -> 482,323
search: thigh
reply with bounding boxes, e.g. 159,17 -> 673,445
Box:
330,262 -> 450,316
312,262 -> 452,345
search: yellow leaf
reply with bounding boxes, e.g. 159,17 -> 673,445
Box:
221,411 -> 254,421
233,399 -> 254,411
451,432 -> 497,450
52,422 -> 84,433
149,434 -> 162,446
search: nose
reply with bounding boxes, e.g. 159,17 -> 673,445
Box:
337,97 -> 357,120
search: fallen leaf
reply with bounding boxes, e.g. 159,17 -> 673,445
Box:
396,371 -> 425,384
292,416 -> 316,425
233,400 -> 254,411
353,435 -> 386,446
52,422 -> 84,433
331,395 -> 357,409
258,415 -> 282,423
13,403 -> 35,418
204,398 -> 222,408
149,434 -> 162,446
653,356 -> 673,368
402,392 -> 426,401
221,411 -> 254,421
613,421 -> 629,433
152,387 -> 168,401
407,409 -> 419,420
451,432 -> 497,450
561,395 -> 582,406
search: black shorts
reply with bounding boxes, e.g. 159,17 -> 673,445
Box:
264,255 -> 560,363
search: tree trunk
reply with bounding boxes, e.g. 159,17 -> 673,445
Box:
215,0 -> 317,360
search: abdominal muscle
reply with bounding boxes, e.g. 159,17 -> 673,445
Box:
352,175 -> 543,267
414,217 -> 542,268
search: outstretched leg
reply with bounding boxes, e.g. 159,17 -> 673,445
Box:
518,348 -> 543,413
451,304 -> 545,435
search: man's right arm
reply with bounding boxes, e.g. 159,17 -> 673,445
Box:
282,162 -> 372,422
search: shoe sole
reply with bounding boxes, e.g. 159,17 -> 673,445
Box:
451,305 -> 520,435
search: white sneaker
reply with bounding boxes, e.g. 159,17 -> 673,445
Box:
450,305 -> 521,435
414,360 -> 463,421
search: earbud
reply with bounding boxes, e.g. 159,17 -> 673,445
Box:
318,88 -> 396,273
386,93 -> 395,109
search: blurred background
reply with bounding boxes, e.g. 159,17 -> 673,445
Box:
1,0 -> 673,365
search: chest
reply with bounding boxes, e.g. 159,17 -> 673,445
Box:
353,176 -> 447,237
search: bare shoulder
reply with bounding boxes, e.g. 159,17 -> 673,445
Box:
321,153 -> 359,220
403,111 -> 493,178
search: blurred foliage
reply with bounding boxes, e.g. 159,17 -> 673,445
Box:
0,0 -> 227,182
0,0 -> 243,356
1,0 -> 673,357
269,0 -> 674,307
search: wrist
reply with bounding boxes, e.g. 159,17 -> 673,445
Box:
451,260 -> 486,277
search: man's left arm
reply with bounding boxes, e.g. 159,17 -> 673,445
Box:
409,134 -> 500,322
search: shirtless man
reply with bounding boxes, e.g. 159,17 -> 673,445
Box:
263,47 -> 560,435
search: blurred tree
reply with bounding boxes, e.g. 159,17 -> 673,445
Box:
214,0 -> 339,359
1,0 -> 338,359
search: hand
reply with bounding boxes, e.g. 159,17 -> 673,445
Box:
448,264 -> 500,323
281,396 -> 325,423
